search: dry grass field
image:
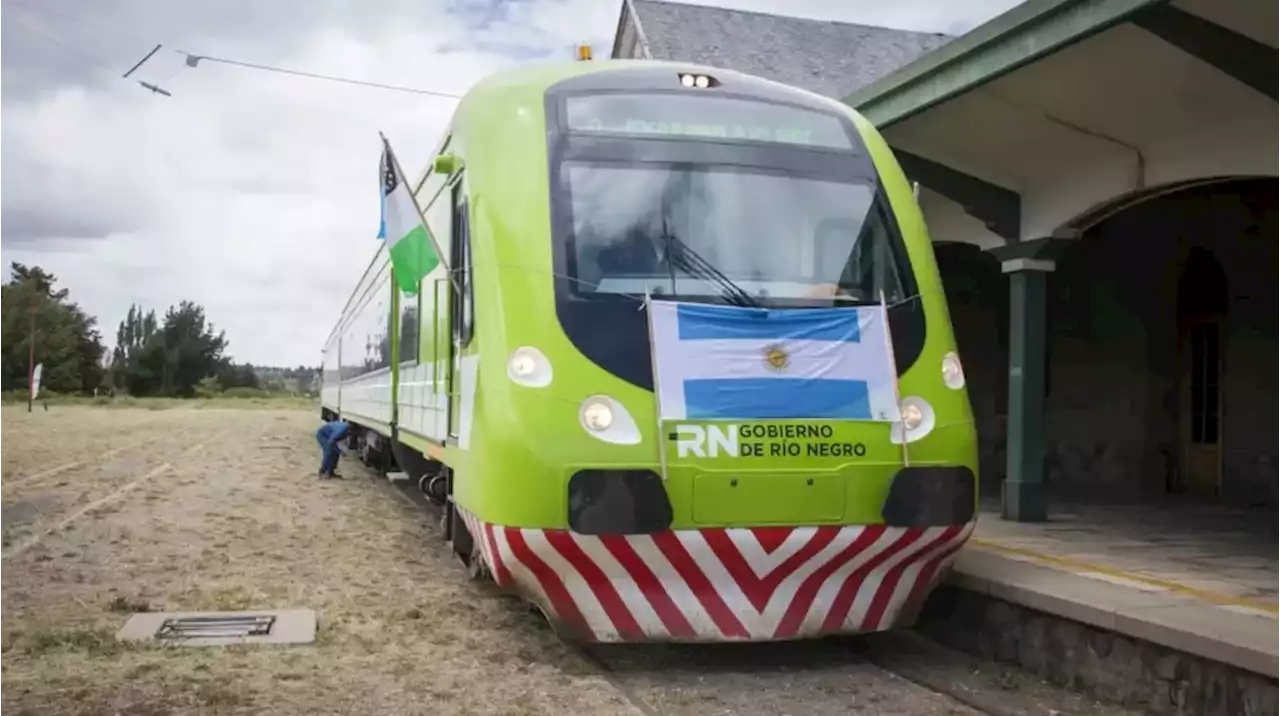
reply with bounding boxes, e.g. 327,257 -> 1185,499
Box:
1,405 -> 638,716
2,404 -> 1122,716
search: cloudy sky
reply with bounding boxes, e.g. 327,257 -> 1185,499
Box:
1,0 -> 1020,367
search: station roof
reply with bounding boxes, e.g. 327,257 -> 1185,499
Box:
837,0 -> 1277,245
841,0 -> 1110,125
612,0 -> 954,98
609,0 -> 1277,247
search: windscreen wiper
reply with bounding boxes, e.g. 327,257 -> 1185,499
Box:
657,220 -> 759,308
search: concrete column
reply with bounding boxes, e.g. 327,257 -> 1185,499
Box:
1000,257 -> 1055,522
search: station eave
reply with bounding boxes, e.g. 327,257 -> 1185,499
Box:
895,150 -> 1021,242
1129,4 -> 1278,101
842,0 -> 1167,129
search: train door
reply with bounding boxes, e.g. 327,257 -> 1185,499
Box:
446,174 -> 473,441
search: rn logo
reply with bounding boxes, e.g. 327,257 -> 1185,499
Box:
671,424 -> 739,458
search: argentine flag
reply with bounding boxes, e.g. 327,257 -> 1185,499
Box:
648,300 -> 901,422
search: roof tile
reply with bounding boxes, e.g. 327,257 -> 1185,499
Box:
628,0 -> 954,98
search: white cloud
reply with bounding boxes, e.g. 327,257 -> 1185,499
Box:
1,0 -> 1016,367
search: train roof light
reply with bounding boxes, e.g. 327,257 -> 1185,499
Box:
678,73 -> 718,88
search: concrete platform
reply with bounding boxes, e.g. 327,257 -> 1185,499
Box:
914,501 -> 1278,714
972,499 -> 1277,606
947,547 -> 1277,679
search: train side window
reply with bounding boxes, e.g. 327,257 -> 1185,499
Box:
452,183 -> 475,347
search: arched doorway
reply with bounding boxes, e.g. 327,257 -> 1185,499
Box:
1175,247 -> 1228,498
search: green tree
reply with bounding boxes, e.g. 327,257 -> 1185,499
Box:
293,364 -> 318,394
158,301 -> 229,396
195,375 -> 222,397
249,364 -> 318,395
111,304 -> 161,395
111,300 -> 230,397
0,263 -> 106,394
216,361 -> 259,390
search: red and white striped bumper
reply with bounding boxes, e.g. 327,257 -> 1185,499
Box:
458,510 -> 975,643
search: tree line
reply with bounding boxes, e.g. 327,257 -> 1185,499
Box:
1,262 -> 317,399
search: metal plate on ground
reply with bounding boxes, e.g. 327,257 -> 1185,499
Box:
116,608 -> 316,647
157,614 -> 276,639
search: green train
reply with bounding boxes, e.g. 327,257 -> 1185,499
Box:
320,58 -> 978,642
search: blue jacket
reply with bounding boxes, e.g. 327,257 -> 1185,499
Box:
318,420 -> 349,445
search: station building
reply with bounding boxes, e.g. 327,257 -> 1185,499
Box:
610,0 -> 1278,520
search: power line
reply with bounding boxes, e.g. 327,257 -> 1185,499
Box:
4,0 -> 172,96
5,8 -> 123,75
176,52 -> 463,99
3,0 -> 467,99
1,0 -> 131,52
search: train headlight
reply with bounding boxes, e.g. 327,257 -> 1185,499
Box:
581,400 -> 614,430
941,351 -> 966,390
578,395 -> 641,445
901,403 -> 925,431
510,352 -> 536,377
506,346 -> 552,388
890,395 -> 936,445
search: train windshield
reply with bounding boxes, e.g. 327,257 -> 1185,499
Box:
547,86 -> 924,388
563,162 -> 911,307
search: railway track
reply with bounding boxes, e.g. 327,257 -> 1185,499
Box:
372,474 -> 1125,716
568,633 -> 1006,716
567,626 -> 1139,716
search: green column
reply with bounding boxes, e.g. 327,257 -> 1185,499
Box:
1001,258 -> 1053,522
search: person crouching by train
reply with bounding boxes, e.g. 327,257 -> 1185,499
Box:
315,418 -> 349,479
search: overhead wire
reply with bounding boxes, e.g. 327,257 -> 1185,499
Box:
3,0 -> 177,94
2,0 -> 465,99
173,52 -> 463,98
2,0 -> 108,30
4,7 -> 125,76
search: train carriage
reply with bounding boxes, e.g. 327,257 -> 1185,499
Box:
321,58 -> 979,643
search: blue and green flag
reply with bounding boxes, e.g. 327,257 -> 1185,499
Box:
378,136 -> 443,295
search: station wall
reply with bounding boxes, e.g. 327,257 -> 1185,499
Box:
939,179 -> 1277,507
